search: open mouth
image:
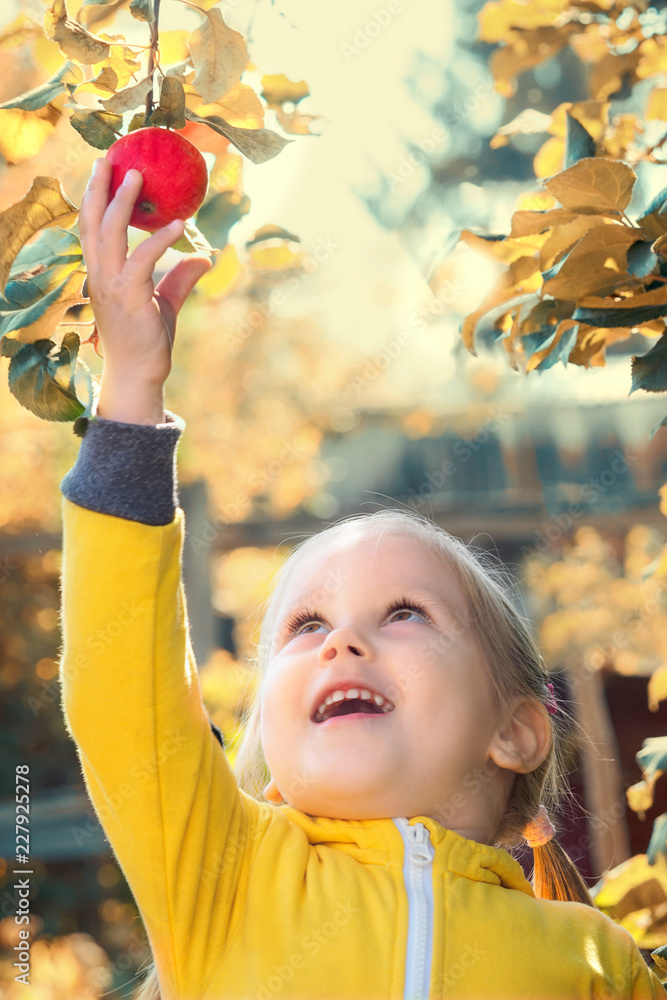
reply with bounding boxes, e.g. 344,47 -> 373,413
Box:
312,693 -> 394,724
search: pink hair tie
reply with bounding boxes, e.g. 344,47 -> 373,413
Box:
523,805 -> 555,848
544,681 -> 557,715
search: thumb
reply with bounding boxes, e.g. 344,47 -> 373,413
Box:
154,254 -> 213,316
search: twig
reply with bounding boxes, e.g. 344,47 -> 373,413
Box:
145,0 -> 162,121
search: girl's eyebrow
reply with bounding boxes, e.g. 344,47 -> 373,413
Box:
277,587 -> 464,629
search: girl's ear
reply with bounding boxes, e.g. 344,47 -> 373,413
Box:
262,777 -> 286,804
488,696 -> 552,774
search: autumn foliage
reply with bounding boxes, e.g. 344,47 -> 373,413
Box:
0,0 -> 319,428
429,0 -> 667,424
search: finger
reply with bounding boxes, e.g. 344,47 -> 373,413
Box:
154,255 -> 213,316
98,168 -> 145,273
79,158 -> 112,271
123,218 -> 185,286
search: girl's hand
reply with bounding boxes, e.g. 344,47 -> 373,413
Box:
79,157 -> 212,389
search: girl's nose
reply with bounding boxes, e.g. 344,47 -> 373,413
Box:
318,626 -> 371,661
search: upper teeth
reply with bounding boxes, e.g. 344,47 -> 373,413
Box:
315,688 -> 394,721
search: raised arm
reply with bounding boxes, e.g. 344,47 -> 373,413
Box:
58,162 -> 258,997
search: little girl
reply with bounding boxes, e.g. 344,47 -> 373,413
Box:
57,160 -> 665,1000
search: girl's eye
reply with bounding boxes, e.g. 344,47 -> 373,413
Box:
282,598 -> 430,639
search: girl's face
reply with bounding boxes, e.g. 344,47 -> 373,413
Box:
260,530 -> 523,837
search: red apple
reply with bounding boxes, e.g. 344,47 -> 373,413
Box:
176,119 -> 230,155
105,126 -> 209,232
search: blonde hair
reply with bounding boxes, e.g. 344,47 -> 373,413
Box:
133,506 -> 593,999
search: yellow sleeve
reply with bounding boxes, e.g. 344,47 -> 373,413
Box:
58,497 -> 259,997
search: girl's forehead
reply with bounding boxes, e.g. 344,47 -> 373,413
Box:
277,529 -> 463,612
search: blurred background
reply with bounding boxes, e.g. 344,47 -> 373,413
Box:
1,0 -> 667,995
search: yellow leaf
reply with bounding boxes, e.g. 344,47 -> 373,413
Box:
0,176 -> 77,292
542,223 -> 637,299
196,243 -> 242,298
261,73 -> 309,107
568,325 -> 631,368
185,5 -> 248,104
533,136 -> 564,179
96,45 -> 142,89
248,242 -> 303,272
648,663 -> 667,713
569,24 -> 610,65
158,29 -> 190,64
578,282 -> 667,311
73,65 -> 118,99
651,543 -> 667,579
0,102 -> 62,164
626,779 -> 655,817
459,229 -> 547,264
548,100 -> 609,140
478,0 -> 569,44
590,50 -> 641,102
33,33 -> 69,76
637,35 -> 667,81
461,257 -> 541,355
546,158 -> 636,215
0,12 -> 39,51
189,83 -> 264,129
660,485 -> 667,519
209,150 -> 243,193
271,105 -> 323,137
510,208 -> 576,238
538,214 -> 608,271
647,87 -> 667,122
43,0 -> 111,64
593,852 -> 667,914
525,319 -> 578,373
100,76 -> 152,114
489,24 -> 580,97
604,113 -> 642,160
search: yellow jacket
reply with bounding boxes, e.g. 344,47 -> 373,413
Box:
59,490 -> 665,1000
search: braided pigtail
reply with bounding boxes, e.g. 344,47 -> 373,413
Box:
523,805 -> 596,907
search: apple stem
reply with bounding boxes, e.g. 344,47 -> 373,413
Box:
145,0 -> 162,122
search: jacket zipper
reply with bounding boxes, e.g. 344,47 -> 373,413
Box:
393,818 -> 435,1000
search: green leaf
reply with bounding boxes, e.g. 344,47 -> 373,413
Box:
69,108 -> 122,149
563,112 -> 596,169
638,187 -> 667,241
147,75 -> 185,129
130,0 -> 152,20
171,220 -> 215,254
536,323 -> 579,371
0,274 -> 74,337
520,325 -> 558,356
649,413 -> 667,441
196,191 -> 250,248
4,332 -> 89,422
0,62 -> 77,112
647,812 -> 667,866
8,226 -> 81,279
184,108 -> 293,164
126,110 -> 146,132
630,332 -> 667,393
626,239 -> 659,278
651,942 -> 667,977
636,736 -> 667,784
574,302 -> 667,328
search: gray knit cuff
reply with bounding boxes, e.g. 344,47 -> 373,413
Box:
59,408 -> 186,526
